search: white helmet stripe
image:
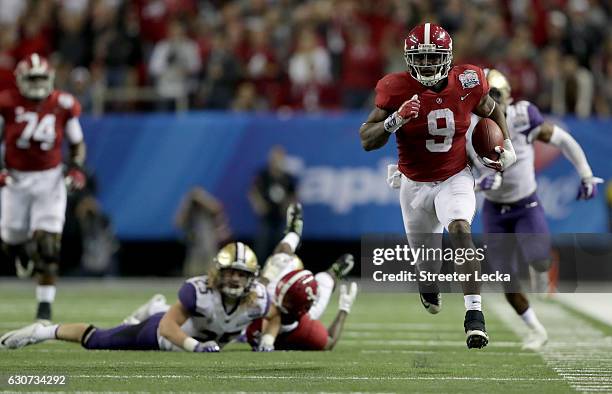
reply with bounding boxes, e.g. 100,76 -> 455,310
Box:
236,242 -> 244,263
32,53 -> 40,68
276,270 -> 312,308
424,23 -> 431,45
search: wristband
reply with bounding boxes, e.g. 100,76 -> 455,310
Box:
383,112 -> 404,134
182,337 -> 199,352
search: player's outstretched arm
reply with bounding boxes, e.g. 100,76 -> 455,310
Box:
325,283 -> 357,350
536,122 -> 603,199
474,94 -> 517,171
359,107 -> 393,151
159,302 -> 220,352
257,304 -> 280,352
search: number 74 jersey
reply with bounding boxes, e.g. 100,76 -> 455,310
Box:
0,89 -> 82,172
375,65 -> 489,182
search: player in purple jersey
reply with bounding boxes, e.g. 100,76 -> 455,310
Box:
469,69 -> 602,350
0,242 -> 281,353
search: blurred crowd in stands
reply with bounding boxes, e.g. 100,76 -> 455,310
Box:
0,0 -> 610,116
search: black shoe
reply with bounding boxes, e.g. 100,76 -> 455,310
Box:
285,203 -> 303,237
330,254 -> 354,280
418,282 -> 441,314
464,310 -> 489,349
36,302 -> 51,322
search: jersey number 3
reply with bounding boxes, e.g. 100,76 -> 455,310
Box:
426,108 -> 455,152
15,111 -> 57,151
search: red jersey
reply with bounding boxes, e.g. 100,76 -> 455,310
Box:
0,89 -> 81,172
375,65 -> 489,182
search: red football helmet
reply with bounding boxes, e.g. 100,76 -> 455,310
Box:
275,270 -> 318,318
15,53 -> 55,100
404,23 -> 453,86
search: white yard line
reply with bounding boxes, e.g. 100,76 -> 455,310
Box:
490,297 -> 612,393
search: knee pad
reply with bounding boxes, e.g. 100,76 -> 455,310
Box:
529,258 -> 551,273
32,232 -> 61,276
33,232 -> 61,264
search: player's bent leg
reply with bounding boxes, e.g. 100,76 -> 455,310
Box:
123,294 -> 169,325
31,230 -> 62,321
1,239 -> 34,279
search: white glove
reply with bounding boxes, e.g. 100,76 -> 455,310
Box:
387,164 -> 401,189
482,139 -> 517,172
339,282 -> 358,313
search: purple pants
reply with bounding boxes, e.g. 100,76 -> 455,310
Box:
482,192 -> 551,276
82,312 -> 164,351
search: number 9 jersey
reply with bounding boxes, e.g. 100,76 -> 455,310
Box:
375,65 -> 489,182
0,88 -> 82,172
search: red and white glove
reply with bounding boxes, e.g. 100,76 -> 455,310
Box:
383,95 -> 420,134
65,167 -> 86,191
0,170 -> 12,187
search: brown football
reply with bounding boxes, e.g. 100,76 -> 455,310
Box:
472,118 -> 504,161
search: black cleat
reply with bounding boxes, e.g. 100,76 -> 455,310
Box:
464,310 -> 489,349
418,282 -> 441,314
330,253 -> 355,280
36,302 -> 52,322
285,203 -> 303,237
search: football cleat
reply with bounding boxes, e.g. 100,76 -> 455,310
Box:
522,326 -> 548,351
0,322 -> 46,350
285,202 -> 303,238
464,310 -> 489,349
418,282 -> 441,314
330,253 -> 354,280
123,294 -> 167,325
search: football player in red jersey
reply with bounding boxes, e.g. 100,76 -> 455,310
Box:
247,203 -> 358,350
0,53 -> 87,321
359,23 -> 517,349
247,269 -> 357,351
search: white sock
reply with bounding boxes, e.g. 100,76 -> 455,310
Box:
464,295 -> 482,311
34,324 -> 59,340
520,307 -> 544,331
308,272 -> 335,320
280,232 -> 300,253
36,285 -> 56,303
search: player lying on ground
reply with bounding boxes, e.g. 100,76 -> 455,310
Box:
0,242 -> 281,352
360,23 -> 517,349
247,203 -> 358,350
0,53 -> 87,321
468,69 -> 602,350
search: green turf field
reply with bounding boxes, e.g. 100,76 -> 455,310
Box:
1,280 -> 610,393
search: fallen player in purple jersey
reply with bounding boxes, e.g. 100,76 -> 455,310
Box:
0,242 -> 281,353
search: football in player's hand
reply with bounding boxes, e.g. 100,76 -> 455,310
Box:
472,118 -> 504,161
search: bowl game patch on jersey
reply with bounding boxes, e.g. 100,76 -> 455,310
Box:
459,70 -> 480,89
